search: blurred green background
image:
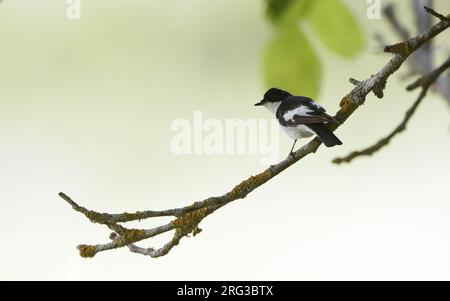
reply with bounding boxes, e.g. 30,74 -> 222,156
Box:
0,0 -> 450,280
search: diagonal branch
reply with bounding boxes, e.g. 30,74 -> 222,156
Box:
59,192 -> 211,220
424,5 -> 450,22
60,7 -> 450,259
406,56 -> 450,91
333,56 -> 450,165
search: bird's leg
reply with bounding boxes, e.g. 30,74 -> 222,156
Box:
288,139 -> 297,158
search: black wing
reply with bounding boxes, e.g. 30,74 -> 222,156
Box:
276,96 -> 335,126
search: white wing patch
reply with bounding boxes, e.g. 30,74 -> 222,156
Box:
283,105 -> 314,122
310,101 -> 323,110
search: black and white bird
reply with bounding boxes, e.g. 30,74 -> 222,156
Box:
255,88 -> 342,155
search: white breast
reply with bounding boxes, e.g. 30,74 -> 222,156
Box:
282,124 -> 315,139
263,101 -> 282,114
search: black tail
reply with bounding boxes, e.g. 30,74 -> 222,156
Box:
307,124 -> 342,147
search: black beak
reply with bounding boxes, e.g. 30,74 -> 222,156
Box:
254,100 -> 264,106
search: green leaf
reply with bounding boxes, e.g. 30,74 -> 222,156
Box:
265,0 -> 313,24
263,26 -> 321,99
307,0 -> 365,57
265,0 -> 295,22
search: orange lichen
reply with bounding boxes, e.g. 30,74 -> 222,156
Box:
227,170 -> 272,200
385,42 -> 412,55
171,208 -> 208,237
77,244 -> 97,258
119,229 -> 146,244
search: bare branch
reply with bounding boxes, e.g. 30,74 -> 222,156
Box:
110,232 -> 188,258
333,56 -> 450,165
59,192 -> 210,221
127,233 -> 185,258
383,11 -> 449,55
406,56 -> 450,91
424,6 -> 450,22
61,8 -> 450,259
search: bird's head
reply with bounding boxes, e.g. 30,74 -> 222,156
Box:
254,88 -> 291,106
254,88 -> 291,113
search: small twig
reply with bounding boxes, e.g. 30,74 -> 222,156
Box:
349,78 -> 361,86
415,2 -> 433,33
407,56 -> 450,90
110,232 -> 186,258
333,56 -> 450,165
59,192 -> 211,221
127,235 -> 183,258
424,6 -> 450,22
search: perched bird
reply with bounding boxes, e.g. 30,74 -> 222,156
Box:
255,88 -> 342,156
